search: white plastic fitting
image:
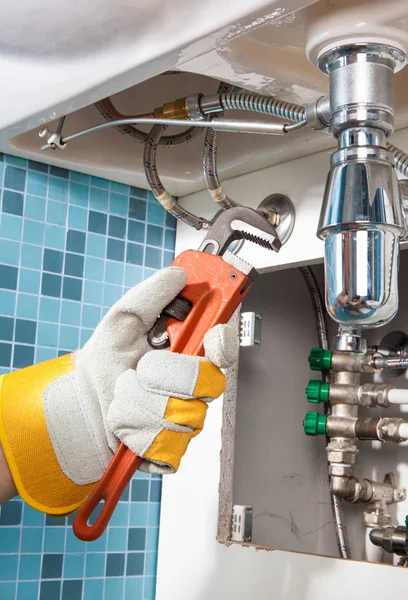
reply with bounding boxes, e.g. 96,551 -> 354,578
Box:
398,422 -> 408,440
388,389 -> 408,405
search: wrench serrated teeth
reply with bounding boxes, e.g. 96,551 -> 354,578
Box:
240,229 -> 276,251
230,218 -> 281,252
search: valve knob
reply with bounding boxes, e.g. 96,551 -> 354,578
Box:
303,411 -> 327,436
306,380 -> 330,403
309,348 -> 332,372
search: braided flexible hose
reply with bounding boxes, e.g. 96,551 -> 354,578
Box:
144,124 -> 209,230
202,91 -> 305,209
95,98 -> 204,148
220,93 -> 305,122
203,82 -> 237,209
376,356 -> 408,368
203,126 -> 236,209
299,266 -> 352,560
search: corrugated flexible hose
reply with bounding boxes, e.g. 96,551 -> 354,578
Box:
387,142 -> 408,177
220,93 -> 305,122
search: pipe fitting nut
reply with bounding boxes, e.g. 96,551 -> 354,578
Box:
378,418 -> 405,442
329,464 -> 353,478
358,383 -> 394,408
327,449 -> 358,464
363,510 -> 392,528
327,439 -> 358,465
370,526 -> 408,556
199,94 -> 223,115
185,94 -> 205,121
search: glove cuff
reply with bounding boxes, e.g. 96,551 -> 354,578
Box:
0,355 -> 95,516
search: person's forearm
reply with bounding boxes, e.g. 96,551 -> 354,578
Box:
0,441 -> 17,504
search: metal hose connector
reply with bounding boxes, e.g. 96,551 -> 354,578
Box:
220,93 -> 305,122
203,83 -> 237,210
374,355 -> 408,369
387,142 -> 408,177
299,266 -> 352,560
95,98 -> 204,148
144,124 -> 209,230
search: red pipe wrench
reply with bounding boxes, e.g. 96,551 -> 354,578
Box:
73,206 -> 281,540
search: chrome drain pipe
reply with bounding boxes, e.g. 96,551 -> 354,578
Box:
317,44 -> 406,329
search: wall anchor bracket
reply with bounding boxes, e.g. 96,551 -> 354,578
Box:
257,194 -> 295,246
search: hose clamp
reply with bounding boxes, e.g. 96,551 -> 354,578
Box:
38,127 -> 66,150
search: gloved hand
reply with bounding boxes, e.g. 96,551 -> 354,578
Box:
0,268 -> 238,516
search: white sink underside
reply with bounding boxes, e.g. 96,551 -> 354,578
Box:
4,0 -> 408,196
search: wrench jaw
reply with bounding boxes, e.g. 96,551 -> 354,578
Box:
148,205 -> 280,349
198,206 -> 282,256
222,251 -> 259,282
231,220 -> 281,252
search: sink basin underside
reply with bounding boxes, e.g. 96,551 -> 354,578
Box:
5,0 -> 408,196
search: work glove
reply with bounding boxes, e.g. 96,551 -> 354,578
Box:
0,268 -> 239,516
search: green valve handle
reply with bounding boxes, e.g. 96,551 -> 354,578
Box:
304,411 -> 327,436
309,348 -> 332,372
306,380 -> 330,403
405,516 -> 408,531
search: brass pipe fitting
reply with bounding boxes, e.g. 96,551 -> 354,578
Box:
153,97 -> 189,120
153,94 -> 204,121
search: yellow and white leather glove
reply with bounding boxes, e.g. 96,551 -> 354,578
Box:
0,268 -> 238,516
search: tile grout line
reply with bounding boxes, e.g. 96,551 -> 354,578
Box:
142,478 -> 152,600
8,160 -> 22,375
55,176 -> 69,358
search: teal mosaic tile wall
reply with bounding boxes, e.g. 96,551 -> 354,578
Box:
0,154 -> 176,599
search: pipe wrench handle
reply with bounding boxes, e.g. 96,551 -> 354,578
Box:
73,250 -> 255,541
